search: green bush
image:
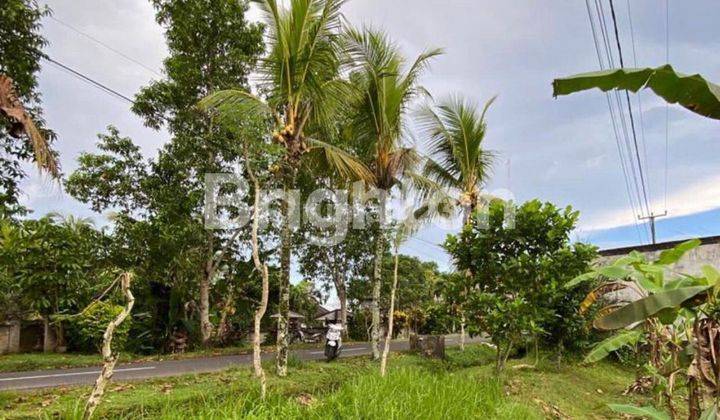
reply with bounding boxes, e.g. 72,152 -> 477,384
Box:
66,301 -> 131,353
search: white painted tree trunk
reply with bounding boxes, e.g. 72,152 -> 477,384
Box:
370,231 -> 384,360
247,160 -> 269,399
83,273 -> 135,420
460,312 -> 466,351
380,246 -> 400,376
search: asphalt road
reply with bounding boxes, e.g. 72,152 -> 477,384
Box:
0,335 -> 479,391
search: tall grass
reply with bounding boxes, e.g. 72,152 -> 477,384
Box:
312,368 -> 539,419
127,366 -> 539,419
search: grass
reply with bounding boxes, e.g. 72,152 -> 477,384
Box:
0,344 -> 654,419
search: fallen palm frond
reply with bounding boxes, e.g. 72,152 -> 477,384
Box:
0,74 -> 59,177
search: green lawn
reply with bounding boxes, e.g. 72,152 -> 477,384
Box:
0,344 -> 655,419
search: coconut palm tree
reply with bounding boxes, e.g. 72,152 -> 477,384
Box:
343,26 -> 442,359
200,0 -> 372,376
418,95 -> 496,224
418,95 -> 496,349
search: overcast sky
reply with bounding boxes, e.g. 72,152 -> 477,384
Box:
21,0 -> 720,272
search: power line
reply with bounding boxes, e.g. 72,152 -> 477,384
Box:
48,15 -> 162,77
584,0 -> 646,244
594,0 -> 649,224
664,0 -> 670,213
608,0 -> 652,220
43,56 -> 135,104
624,0 -> 651,206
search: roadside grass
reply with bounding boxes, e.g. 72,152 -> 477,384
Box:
0,345 -> 654,419
0,342 -> 339,373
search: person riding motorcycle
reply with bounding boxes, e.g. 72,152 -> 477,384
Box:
324,323 -> 343,361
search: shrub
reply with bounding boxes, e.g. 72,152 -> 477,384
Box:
66,301 -> 131,353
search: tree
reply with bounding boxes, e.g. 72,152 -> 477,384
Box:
444,199 -> 597,371
298,223 -> 373,335
0,0 -> 58,216
201,0 -> 373,375
419,95 -> 496,222
132,0 -> 264,346
343,26 -> 441,359
67,0 -> 264,347
0,215 -> 110,350
418,95 -> 496,347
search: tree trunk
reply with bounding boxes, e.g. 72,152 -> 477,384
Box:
380,247 -> 400,376
276,183 -> 292,376
370,229 -> 385,360
460,311 -> 466,351
333,265 -> 348,338
200,234 -> 214,346
83,273 -> 134,420
338,284 -> 348,337
247,159 -> 269,399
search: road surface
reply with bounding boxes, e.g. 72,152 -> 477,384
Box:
0,335 -> 480,391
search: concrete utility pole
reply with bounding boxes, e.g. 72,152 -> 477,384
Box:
638,211 -> 667,245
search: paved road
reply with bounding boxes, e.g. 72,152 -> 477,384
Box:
0,335 -> 479,391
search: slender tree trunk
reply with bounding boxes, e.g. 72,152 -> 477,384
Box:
338,283 -> 348,337
332,263 -> 348,338
380,246 -> 400,376
370,229 -> 385,360
246,158 -> 269,399
276,182 -> 292,376
200,234 -> 214,346
460,311 -> 466,351
84,273 -> 134,420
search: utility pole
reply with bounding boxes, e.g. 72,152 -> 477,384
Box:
638,211 -> 667,245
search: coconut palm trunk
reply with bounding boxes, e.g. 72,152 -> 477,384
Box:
276,183 -> 293,376
370,229 -> 385,359
380,242 -> 400,376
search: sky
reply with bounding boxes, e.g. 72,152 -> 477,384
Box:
20,0 -> 720,275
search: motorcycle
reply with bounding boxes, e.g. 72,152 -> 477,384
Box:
324,323 -> 343,361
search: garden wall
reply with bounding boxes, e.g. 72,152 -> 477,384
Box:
598,235 -> 720,274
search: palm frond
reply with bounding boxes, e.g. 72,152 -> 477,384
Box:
419,94 -> 496,203
0,74 -> 60,178
307,137 -> 375,183
199,89 -> 277,126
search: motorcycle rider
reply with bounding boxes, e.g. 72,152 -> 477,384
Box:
324,322 -> 343,361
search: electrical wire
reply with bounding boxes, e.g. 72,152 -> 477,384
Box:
624,0 -> 651,207
48,15 -> 162,77
608,0 -> 652,220
664,0 -> 670,213
584,0 -> 646,243
43,56 -> 135,104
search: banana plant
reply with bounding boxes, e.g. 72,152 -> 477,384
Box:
567,238 -> 720,419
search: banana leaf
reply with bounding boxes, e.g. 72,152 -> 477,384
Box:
553,65 -> 720,120
594,285 -> 711,330
584,330 -> 643,363
656,238 -> 701,265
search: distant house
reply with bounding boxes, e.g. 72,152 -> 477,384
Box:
315,308 -> 352,325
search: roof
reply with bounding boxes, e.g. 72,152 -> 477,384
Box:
269,311 -> 305,319
315,309 -> 352,321
598,235 -> 720,257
